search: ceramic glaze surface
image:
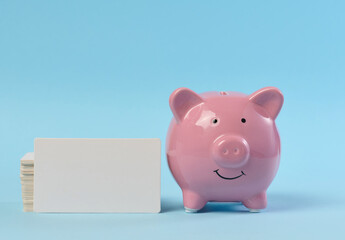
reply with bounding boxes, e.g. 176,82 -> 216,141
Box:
166,87 -> 284,212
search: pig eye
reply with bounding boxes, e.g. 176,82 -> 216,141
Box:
241,118 -> 246,123
211,118 -> 219,125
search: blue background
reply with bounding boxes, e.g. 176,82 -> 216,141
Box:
1,0 -> 345,239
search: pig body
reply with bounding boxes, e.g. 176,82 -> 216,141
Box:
166,88 -> 284,212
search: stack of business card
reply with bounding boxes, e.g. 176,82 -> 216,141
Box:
20,152 -> 34,212
19,138 -> 161,213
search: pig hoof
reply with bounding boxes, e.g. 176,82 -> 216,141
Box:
249,209 -> 261,213
185,207 -> 199,213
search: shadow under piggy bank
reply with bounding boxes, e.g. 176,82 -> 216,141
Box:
162,192 -> 334,213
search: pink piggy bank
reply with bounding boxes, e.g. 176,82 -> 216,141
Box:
166,87 -> 284,213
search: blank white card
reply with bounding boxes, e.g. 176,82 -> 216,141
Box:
34,138 -> 161,213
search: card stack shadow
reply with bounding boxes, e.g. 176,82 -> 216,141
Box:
20,152 -> 34,212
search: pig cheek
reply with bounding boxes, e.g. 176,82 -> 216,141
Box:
247,127 -> 279,158
175,125 -> 218,183
243,155 -> 279,190
243,109 -> 280,177
244,107 -> 279,159
244,135 -> 280,189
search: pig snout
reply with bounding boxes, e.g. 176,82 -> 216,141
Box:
212,135 -> 250,168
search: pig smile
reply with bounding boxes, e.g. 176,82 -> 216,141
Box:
213,169 -> 246,180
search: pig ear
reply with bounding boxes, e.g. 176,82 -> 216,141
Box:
169,88 -> 204,123
249,87 -> 284,120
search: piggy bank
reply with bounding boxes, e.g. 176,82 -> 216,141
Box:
166,87 -> 284,213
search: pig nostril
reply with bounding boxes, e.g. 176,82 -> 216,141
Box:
233,148 -> 239,155
223,149 -> 228,155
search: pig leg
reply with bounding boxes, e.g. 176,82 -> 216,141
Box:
183,190 -> 207,213
242,191 -> 267,212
